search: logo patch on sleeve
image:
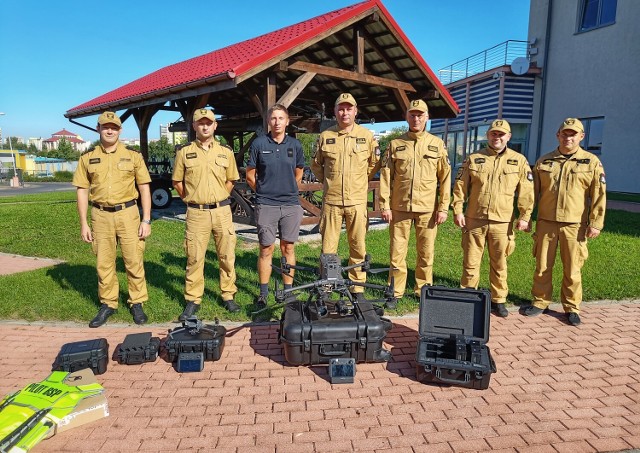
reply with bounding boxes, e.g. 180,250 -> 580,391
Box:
89,158 -> 100,164
599,173 -> 606,184
527,171 -> 534,181
186,153 -> 197,159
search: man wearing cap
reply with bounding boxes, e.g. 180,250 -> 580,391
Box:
523,118 -> 606,326
310,93 -> 380,299
172,108 -> 240,319
379,99 -> 450,305
246,104 -> 305,309
452,119 -> 534,317
73,111 -> 152,327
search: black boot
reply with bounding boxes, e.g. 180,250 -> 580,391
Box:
89,304 -> 115,328
179,301 -> 200,321
130,304 -> 148,325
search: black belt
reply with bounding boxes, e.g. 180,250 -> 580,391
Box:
187,199 -> 232,210
91,199 -> 137,212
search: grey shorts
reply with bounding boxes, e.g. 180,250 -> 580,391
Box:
255,204 -> 304,246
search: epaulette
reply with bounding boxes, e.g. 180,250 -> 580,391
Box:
174,143 -> 188,152
125,146 -> 142,153
81,147 -> 95,155
222,143 -> 234,152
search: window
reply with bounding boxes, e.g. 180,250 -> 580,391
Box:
580,117 -> 605,154
444,131 -> 465,167
579,0 -> 617,32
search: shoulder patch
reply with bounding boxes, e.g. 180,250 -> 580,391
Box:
428,145 -> 438,152
89,158 -> 100,164
455,167 -> 464,180
126,146 -> 141,153
326,138 -> 336,145
222,144 -> 233,151
186,152 -> 197,159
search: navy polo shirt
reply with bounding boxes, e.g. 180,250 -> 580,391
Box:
247,133 -> 305,205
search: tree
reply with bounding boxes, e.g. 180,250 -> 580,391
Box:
3,136 -> 25,150
296,133 -> 319,163
27,143 -> 38,154
377,126 -> 408,153
148,136 -> 173,161
53,137 -> 78,160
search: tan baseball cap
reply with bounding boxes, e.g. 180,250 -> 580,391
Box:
407,99 -> 428,114
335,93 -> 357,106
97,111 -> 121,127
193,108 -> 215,122
488,119 -> 511,134
559,118 -> 584,133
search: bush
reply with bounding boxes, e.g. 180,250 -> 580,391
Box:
53,171 -> 74,182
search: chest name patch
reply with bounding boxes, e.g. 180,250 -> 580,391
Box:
89,158 -> 100,164
428,145 -> 438,152
326,138 -> 336,145
356,138 -> 367,144
474,158 -> 486,164
507,159 -> 518,165
186,153 -> 197,159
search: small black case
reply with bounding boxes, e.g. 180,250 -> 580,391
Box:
52,338 -> 109,375
116,332 -> 161,365
165,317 -> 226,363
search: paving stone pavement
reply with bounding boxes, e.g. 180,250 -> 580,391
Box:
1,301 -> 639,453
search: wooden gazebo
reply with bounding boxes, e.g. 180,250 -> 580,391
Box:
65,0 -> 458,224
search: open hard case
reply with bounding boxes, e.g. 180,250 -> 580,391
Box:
415,286 -> 496,390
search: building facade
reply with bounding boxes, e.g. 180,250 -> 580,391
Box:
529,0 -> 640,193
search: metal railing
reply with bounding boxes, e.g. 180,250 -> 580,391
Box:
438,40 -> 529,85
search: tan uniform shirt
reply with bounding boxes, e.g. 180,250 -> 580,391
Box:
310,123 -> 379,206
379,130 -> 451,212
452,146 -> 534,222
172,140 -> 239,204
534,147 -> 606,229
72,142 -> 151,205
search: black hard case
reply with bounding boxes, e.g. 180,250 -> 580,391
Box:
415,286 -> 496,390
116,332 -> 161,365
52,338 -> 109,375
165,323 -> 226,362
278,301 -> 393,366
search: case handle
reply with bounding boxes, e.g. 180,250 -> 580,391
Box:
435,367 -> 471,384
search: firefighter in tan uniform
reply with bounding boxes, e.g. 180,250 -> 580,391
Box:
73,111 -> 152,328
172,109 -> 240,320
380,99 -> 450,305
452,119 -> 534,317
310,93 -> 380,298
524,118 -> 606,326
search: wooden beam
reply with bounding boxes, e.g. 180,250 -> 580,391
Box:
263,74 -> 277,131
277,71 -> 317,108
393,89 -> 409,112
355,26 -> 365,73
288,61 -> 416,92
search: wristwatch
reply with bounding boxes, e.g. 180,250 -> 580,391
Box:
141,219 -> 151,225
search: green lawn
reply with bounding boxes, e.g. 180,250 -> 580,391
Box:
0,191 -> 638,323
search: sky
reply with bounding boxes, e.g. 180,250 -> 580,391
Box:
0,0 -> 530,144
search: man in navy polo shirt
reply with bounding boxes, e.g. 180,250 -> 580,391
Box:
246,104 -> 305,309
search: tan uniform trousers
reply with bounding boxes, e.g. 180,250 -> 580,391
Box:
91,205 -> 147,308
320,203 -> 367,292
531,220 -> 588,313
389,210 -> 438,298
461,217 -> 515,303
184,206 -> 237,303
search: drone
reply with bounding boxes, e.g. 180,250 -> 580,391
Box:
254,253 -> 397,318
